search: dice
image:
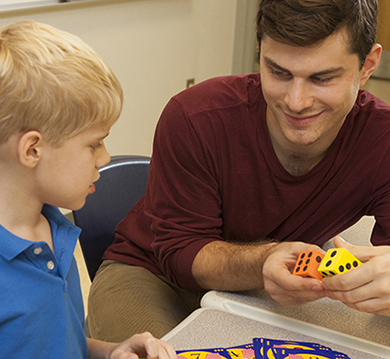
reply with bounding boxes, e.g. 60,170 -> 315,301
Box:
292,250 -> 325,280
318,248 -> 361,277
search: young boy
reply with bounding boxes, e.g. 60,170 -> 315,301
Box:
0,21 -> 177,359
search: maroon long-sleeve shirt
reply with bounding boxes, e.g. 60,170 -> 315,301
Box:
104,74 -> 390,290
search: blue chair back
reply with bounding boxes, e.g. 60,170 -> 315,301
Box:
73,155 -> 150,280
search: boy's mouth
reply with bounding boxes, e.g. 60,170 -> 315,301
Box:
89,183 -> 96,193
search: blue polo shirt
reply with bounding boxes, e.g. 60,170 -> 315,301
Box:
0,205 -> 88,358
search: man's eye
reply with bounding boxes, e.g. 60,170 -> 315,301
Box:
269,68 -> 290,78
312,76 -> 333,84
271,69 -> 284,75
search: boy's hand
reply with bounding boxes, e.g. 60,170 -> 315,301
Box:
323,237 -> 390,316
109,332 -> 177,359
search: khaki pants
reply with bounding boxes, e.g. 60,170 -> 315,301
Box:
88,260 -> 204,342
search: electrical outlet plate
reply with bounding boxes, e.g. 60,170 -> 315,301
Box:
186,78 -> 195,88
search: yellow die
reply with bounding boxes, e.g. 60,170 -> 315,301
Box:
318,248 -> 361,277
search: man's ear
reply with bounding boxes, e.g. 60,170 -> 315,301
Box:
360,43 -> 382,87
18,131 -> 43,168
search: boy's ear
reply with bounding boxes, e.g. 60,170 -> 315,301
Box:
18,131 -> 44,168
360,43 -> 382,87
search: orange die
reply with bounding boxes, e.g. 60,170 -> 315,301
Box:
293,250 -> 325,281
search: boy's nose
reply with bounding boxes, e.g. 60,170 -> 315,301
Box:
97,143 -> 111,169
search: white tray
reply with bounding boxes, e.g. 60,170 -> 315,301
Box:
163,307 -> 388,358
198,291 -> 390,358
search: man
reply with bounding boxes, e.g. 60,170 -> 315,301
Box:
88,0 -> 390,342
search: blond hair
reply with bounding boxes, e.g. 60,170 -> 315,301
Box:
0,20 -> 123,145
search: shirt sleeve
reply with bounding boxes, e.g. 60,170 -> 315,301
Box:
145,97 -> 223,289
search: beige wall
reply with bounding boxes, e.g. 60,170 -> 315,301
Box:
0,0 -> 240,156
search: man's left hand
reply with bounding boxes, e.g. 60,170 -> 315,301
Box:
323,236 -> 390,316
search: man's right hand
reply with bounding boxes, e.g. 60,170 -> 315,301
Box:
262,241 -> 327,306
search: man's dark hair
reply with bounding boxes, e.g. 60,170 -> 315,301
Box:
256,0 -> 378,67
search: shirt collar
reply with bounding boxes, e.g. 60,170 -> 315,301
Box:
0,205 -> 81,265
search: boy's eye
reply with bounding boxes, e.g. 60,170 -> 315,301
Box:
90,142 -> 103,150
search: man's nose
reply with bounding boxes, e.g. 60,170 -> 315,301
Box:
284,79 -> 314,113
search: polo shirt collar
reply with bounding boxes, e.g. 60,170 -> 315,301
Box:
0,205 -> 81,273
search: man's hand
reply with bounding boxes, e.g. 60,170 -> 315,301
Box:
262,241 -> 326,306
323,237 -> 390,316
